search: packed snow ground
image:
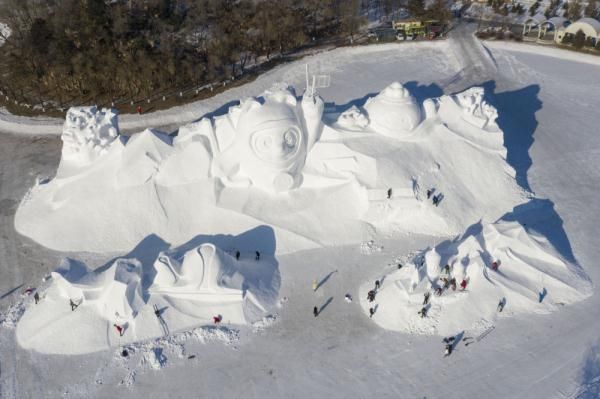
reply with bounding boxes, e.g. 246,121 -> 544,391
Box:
1,25 -> 600,398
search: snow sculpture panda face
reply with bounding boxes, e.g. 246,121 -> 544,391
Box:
226,89 -> 310,192
251,124 -> 302,164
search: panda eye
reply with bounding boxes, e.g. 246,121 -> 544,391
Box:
283,130 -> 297,148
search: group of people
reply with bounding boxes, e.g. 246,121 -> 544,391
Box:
426,188 -> 443,207
234,250 -> 261,261
367,280 -> 381,318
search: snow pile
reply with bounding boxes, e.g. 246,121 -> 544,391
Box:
0,22 -> 10,47
361,220 -> 592,335
109,325 -> 239,387
16,242 -> 278,354
15,81 -> 527,255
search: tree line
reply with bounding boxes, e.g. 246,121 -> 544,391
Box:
0,0 -> 370,109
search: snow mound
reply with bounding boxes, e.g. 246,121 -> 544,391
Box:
16,82 -> 525,254
0,22 -> 10,47
361,220 -> 592,335
16,241 -> 279,354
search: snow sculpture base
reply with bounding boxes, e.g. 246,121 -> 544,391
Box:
16,242 -> 279,355
360,220 -> 591,335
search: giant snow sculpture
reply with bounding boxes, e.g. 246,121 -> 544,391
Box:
16,81 -> 526,255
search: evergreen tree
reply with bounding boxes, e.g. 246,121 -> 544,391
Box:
573,29 -> 586,48
584,0 -> 597,17
568,0 -> 582,20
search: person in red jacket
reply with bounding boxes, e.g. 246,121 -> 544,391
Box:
460,278 -> 468,290
114,324 -> 124,336
136,105 -> 142,115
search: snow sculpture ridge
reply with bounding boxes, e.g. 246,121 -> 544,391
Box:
364,82 -> 422,136
51,257 -> 144,321
60,106 -> 119,168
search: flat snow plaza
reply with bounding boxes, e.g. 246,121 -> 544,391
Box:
1,25 -> 600,398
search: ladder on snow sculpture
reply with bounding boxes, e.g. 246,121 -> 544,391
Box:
305,64 -> 331,97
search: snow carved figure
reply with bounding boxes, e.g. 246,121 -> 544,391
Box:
364,82 -> 422,137
336,105 -> 370,129
60,106 -> 119,168
453,87 -> 498,129
150,243 -> 244,300
189,85 -> 324,192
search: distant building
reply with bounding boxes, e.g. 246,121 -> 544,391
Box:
555,17 -> 600,44
538,17 -> 570,42
522,13 -> 547,38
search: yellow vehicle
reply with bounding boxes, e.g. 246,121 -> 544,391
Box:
393,20 -> 443,39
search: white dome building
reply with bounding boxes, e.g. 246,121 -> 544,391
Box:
364,82 -> 422,138
556,17 -> 600,44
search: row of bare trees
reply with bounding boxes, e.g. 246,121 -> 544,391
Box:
0,0 -> 367,109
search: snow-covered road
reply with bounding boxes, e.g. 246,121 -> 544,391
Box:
1,24 -> 600,398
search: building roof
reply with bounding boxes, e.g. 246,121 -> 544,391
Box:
525,13 -> 547,26
543,17 -> 569,29
565,17 -> 600,37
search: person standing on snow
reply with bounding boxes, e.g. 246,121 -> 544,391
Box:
70,299 -> 80,311
367,290 -> 376,302
444,343 -> 453,357
114,324 -> 124,336
387,188 -> 392,199
369,307 -> 375,318
255,251 -> 260,261
34,292 -> 40,304
235,251 -> 240,261
427,189 -> 433,199
460,278 -> 468,290
418,306 -> 428,318
312,279 -> 318,292
423,292 -> 431,305
497,298 -> 505,312
375,280 -> 380,291
313,306 -> 319,317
